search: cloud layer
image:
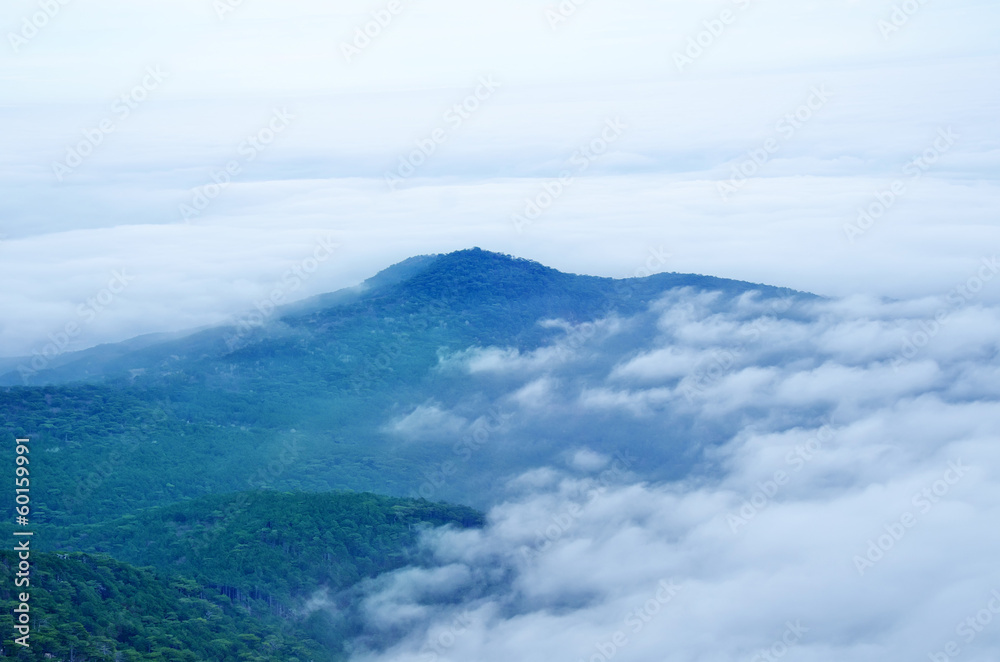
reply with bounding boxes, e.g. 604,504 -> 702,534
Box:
352,288 -> 1000,661
2,1 -> 999,356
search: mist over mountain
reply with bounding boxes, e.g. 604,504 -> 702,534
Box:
327,254 -> 1000,662
3,249 -> 999,660
1,248 -> 804,386
1,250 -> 811,520
5,0 -> 997,658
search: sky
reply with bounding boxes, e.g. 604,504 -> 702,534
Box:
1,0 -> 998,357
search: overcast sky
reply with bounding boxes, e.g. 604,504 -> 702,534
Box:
1,0 -> 998,356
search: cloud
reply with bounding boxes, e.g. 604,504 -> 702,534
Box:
578,385 -> 674,417
349,426 -> 1000,662
3,2 -> 1000,357
442,347 -> 558,375
439,317 -> 625,377
348,291 -> 1000,661
360,564 -> 476,631
508,377 -> 559,409
388,402 -> 469,441
567,449 -> 610,473
609,347 -> 707,382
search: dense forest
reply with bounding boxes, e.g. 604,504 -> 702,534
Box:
0,492 -> 484,660
0,551 -> 325,661
41,491 -> 484,607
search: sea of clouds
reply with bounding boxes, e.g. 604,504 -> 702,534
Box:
3,0 -> 998,358
352,282 -> 1000,661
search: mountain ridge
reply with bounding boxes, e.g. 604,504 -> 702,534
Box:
1,248 -> 812,387
0,246 -> 818,534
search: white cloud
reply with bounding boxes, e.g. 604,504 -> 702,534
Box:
567,449 -> 610,473
349,419 -> 999,662
610,347 -> 707,382
508,377 -> 558,408
344,291 -> 1000,661
388,402 -> 469,441
3,2 -> 1000,356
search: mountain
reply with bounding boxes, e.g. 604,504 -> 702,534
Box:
0,248 -> 822,660
1,249 -> 814,525
0,248 -> 806,387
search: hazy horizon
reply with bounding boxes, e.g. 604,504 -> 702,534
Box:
2,0 -> 999,358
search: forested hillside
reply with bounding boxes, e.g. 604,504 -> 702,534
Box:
0,492 -> 483,660
0,250 -> 813,660
0,551 -> 324,661
40,491 -> 484,607
0,250 -> 809,524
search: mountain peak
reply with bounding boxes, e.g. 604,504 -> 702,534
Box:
387,248 -> 565,301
